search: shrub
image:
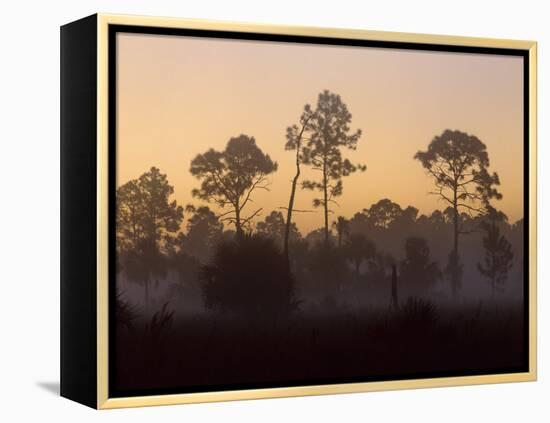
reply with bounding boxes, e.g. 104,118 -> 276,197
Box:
399,297 -> 438,328
116,290 -> 139,332
200,234 -> 299,319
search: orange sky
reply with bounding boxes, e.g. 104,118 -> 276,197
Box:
116,32 -> 524,234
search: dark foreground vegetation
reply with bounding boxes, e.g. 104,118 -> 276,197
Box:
114,300 -> 525,394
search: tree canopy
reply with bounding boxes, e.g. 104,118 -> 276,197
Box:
190,134 -> 278,236
116,166 -> 183,253
400,236 -> 441,292
183,205 -> 223,262
257,210 -> 300,248
332,216 -> 350,247
301,90 -> 366,242
414,129 -> 502,297
478,220 -> 514,296
364,198 -> 403,229
344,233 -> 376,277
414,129 -> 501,217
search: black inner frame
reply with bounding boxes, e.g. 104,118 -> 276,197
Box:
108,24 -> 530,399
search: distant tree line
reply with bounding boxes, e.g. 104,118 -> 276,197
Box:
116,89 -> 519,312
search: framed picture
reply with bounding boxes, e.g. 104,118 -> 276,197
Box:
60,14 -> 537,409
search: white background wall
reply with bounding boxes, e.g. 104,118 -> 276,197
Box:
1,0 -> 547,420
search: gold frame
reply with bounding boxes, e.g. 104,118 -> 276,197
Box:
95,13 -> 537,409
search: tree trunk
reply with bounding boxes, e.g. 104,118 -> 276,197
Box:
284,117 -> 311,262
451,187 -> 460,298
453,196 -> 459,258
144,278 -> 150,305
235,201 -> 242,238
323,158 -> 329,244
284,140 -> 302,262
391,264 -> 399,311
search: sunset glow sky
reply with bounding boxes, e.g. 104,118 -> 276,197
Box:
116,33 -> 524,234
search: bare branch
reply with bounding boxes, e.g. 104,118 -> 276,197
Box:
217,209 -> 236,218
457,202 -> 484,213
239,175 -> 270,211
278,206 -> 316,213
428,185 -> 454,205
241,208 -> 263,225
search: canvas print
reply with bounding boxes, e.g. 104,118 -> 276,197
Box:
113,31 -> 527,396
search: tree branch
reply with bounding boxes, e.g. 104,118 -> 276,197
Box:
239,175 -> 270,212
241,208 -> 263,225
